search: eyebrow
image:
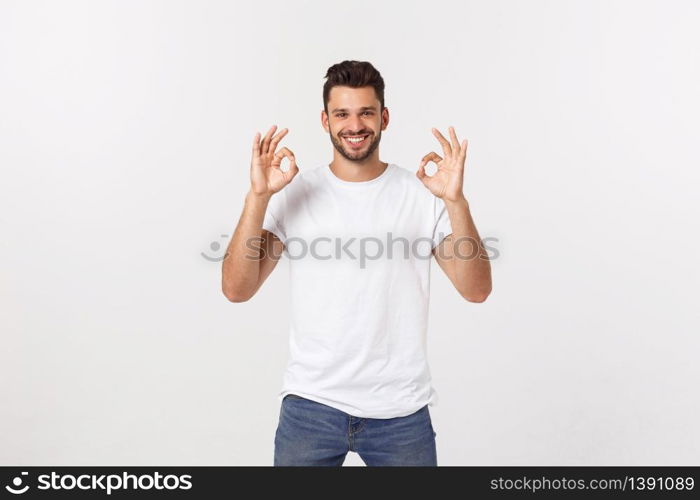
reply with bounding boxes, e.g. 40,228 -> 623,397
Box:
330,106 -> 378,113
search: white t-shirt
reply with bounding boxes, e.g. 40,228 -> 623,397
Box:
262,163 -> 453,418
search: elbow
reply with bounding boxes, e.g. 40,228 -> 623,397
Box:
222,286 -> 252,303
461,287 -> 491,303
226,293 -> 251,303
465,294 -> 489,303
222,272 -> 256,302
225,292 -> 251,303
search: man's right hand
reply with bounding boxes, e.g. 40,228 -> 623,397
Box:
250,124 -> 299,197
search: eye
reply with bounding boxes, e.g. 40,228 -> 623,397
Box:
336,112 -> 347,118
363,111 -> 373,116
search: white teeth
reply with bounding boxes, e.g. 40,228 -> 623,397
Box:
345,136 -> 367,143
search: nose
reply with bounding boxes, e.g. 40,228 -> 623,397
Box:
348,116 -> 365,134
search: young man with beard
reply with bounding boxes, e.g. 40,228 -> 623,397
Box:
222,60 -> 492,466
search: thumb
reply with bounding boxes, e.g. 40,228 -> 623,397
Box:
416,163 -> 429,187
285,158 -> 300,183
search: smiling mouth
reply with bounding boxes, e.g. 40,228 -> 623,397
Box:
342,134 -> 370,148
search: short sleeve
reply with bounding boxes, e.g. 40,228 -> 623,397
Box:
432,197 -> 453,249
262,191 -> 287,244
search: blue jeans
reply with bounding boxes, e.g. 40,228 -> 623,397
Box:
273,394 -> 438,466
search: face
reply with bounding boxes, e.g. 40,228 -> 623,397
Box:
323,85 -> 388,162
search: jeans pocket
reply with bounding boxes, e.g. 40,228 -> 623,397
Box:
426,406 -> 437,438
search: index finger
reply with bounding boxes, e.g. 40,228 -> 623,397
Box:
420,151 -> 443,166
271,146 -> 296,168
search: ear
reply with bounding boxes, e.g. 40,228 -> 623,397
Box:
381,107 -> 389,130
321,109 -> 329,132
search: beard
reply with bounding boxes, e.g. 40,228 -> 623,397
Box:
330,129 -> 382,162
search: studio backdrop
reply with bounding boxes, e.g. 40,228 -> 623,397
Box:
1,0 -> 698,466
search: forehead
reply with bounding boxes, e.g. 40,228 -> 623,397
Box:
327,85 -> 379,109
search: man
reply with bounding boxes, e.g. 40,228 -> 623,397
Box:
222,60 -> 492,466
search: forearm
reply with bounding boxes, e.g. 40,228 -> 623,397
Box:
443,196 -> 492,301
221,190 -> 272,300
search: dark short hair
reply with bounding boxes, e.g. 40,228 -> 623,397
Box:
322,60 -> 385,113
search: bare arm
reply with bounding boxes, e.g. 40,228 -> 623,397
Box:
418,126 -> 492,303
221,192 -> 285,302
221,125 -> 299,302
432,197 -> 492,302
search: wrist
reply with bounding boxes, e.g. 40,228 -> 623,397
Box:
443,195 -> 468,208
246,189 -> 272,204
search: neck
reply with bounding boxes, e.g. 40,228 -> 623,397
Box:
329,152 -> 388,182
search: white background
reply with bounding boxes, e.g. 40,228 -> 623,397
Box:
1,0 -> 698,466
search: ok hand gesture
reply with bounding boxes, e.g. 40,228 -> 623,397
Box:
250,125 -> 299,196
416,126 -> 468,202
